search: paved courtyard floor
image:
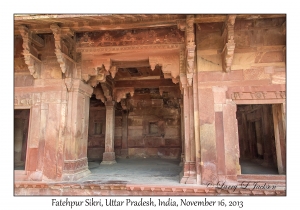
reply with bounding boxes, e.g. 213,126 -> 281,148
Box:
78,158 -> 183,185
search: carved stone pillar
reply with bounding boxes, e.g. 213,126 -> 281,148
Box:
179,78 -> 196,184
179,99 -> 184,166
121,110 -> 129,157
39,79 -> 93,181
101,100 -> 117,164
61,79 -> 93,181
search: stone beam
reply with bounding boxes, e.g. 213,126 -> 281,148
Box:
50,24 -> 76,76
221,15 -> 236,73
18,25 -> 43,79
115,79 -> 177,88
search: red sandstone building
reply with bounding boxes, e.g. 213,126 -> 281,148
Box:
14,14 -> 286,195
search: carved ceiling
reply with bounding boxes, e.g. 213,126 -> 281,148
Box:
14,14 -> 285,35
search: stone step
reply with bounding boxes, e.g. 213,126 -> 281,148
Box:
14,171 -> 28,181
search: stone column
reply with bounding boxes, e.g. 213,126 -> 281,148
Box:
272,103 -> 286,174
180,84 -> 190,183
262,105 -> 273,166
101,100 -> 117,164
199,87 -> 217,184
61,79 -> 93,181
179,99 -> 184,166
121,110 -> 128,157
223,100 -> 240,182
180,81 -> 196,184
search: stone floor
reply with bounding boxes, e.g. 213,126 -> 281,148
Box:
239,159 -> 279,174
78,158 -> 183,185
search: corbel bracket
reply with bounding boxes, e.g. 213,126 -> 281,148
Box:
149,54 -> 180,84
18,25 -> 44,79
221,15 -> 236,73
50,24 -> 76,76
81,58 -> 110,85
114,87 -> 134,103
93,85 -> 106,103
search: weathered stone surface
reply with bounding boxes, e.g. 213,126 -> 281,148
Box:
14,14 -> 286,196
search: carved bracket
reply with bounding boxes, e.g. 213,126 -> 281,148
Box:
100,82 -> 113,102
93,85 -> 105,102
64,78 -> 73,91
221,15 -> 236,73
114,87 -> 134,103
81,58 -> 112,84
18,25 -> 43,79
50,24 -> 76,76
149,54 -> 180,84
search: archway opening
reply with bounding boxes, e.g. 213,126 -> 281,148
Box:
84,64 -> 183,184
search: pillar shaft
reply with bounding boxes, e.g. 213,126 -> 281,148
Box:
121,110 -> 128,157
101,100 -> 116,164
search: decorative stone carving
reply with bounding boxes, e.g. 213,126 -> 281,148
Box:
221,15 -> 236,72
18,25 -> 43,79
77,43 -> 183,53
250,91 -> 265,99
186,15 -> 196,86
93,86 -> 105,102
14,93 -> 41,106
114,87 -> 134,102
231,91 -> 285,100
79,33 -> 94,47
76,27 -> 184,48
149,54 -> 180,83
109,65 -> 117,78
101,82 -> 113,102
99,32 -> 117,46
50,24 -> 76,76
64,78 -> 73,91
81,59 -> 111,85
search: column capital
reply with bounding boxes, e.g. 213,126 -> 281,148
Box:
105,100 -> 115,107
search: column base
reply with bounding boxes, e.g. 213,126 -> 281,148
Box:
179,171 -> 197,184
120,149 -> 129,158
61,168 -> 91,181
101,152 -> 116,165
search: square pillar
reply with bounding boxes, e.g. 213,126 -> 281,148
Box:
61,79 -> 93,181
121,110 -> 129,157
101,100 -> 117,164
199,88 -> 218,184
180,83 -> 196,184
272,103 -> 286,174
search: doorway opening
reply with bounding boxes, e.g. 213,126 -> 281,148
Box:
85,63 -> 183,184
236,104 -> 279,174
14,109 -> 30,170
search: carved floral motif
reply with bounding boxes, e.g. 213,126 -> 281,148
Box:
77,27 -> 184,48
